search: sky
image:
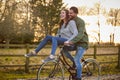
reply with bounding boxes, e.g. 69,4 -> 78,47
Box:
63,0 -> 120,43
63,0 -> 120,9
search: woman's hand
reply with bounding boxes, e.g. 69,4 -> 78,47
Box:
64,41 -> 73,46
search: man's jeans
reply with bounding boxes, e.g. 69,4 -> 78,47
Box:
63,46 -> 86,78
35,35 -> 67,55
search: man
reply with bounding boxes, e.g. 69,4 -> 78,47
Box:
64,6 -> 89,80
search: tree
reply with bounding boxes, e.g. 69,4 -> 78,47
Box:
108,8 -> 120,26
108,8 -> 120,43
0,0 -> 34,44
30,0 -> 63,41
78,6 -> 87,16
0,0 -> 7,22
0,0 -> 17,45
86,2 -> 102,44
15,0 -> 34,43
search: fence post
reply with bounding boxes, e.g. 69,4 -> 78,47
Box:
93,45 -> 97,59
25,44 -> 30,73
117,45 -> 120,68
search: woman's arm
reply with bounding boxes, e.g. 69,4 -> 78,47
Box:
67,20 -> 78,41
56,28 -> 60,37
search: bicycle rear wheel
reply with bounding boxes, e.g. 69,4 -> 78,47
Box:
82,58 -> 101,80
37,60 -> 64,80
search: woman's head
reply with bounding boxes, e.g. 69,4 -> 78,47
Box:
59,9 -> 70,28
60,9 -> 69,21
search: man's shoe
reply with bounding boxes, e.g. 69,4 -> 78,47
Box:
42,57 -> 55,63
24,51 -> 36,57
76,78 -> 81,80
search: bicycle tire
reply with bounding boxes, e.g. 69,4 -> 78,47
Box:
81,58 -> 101,80
37,60 -> 64,80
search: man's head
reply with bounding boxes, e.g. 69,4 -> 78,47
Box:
69,6 -> 78,19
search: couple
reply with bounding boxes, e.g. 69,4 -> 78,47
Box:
25,6 -> 89,80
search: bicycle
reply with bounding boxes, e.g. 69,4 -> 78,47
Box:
37,46 -> 101,80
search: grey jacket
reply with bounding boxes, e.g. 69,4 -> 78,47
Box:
56,20 -> 78,41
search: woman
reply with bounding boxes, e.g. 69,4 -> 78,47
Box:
25,9 -> 78,62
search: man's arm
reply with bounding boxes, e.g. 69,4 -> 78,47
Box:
64,18 -> 85,45
70,18 -> 85,43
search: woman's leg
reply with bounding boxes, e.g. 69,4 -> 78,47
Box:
25,35 -> 53,57
36,36 -> 68,54
25,35 -> 68,58
35,35 -> 53,53
50,36 -> 67,55
43,36 -> 68,62
74,47 -> 86,78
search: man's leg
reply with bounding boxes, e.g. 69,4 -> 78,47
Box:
74,46 -> 86,79
62,49 -> 74,63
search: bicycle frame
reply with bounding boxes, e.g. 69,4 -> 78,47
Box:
56,47 -> 101,80
57,48 -> 77,79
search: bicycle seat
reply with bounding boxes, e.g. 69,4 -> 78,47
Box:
63,45 -> 77,51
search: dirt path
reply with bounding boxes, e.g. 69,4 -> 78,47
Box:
99,74 -> 120,80
16,74 -> 120,80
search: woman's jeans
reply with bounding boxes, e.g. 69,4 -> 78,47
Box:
63,46 -> 86,78
35,35 -> 67,55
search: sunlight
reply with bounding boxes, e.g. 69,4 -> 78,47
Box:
80,15 -> 120,44
63,0 -> 120,9
63,0 -> 120,44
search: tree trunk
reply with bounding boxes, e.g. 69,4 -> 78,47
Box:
5,39 -> 10,48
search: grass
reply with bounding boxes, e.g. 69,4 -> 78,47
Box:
0,47 -> 120,79
0,70 -> 36,79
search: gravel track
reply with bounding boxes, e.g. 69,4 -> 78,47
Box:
16,74 -> 120,80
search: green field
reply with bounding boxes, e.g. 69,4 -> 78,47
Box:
0,46 -> 120,79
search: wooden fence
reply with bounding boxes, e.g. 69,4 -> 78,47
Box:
0,44 -> 120,73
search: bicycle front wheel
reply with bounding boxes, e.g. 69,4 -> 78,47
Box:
37,60 -> 64,80
82,58 -> 101,80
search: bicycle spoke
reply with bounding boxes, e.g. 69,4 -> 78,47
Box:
82,59 -> 101,80
37,61 -> 64,80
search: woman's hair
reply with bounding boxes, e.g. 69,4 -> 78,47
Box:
59,9 -> 70,29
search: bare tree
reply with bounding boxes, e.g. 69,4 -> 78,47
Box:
86,2 -> 102,44
108,8 -> 120,43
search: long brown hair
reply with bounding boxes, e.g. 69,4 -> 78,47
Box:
59,9 -> 70,29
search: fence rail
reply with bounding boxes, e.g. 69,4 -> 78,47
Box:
0,44 -> 120,73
